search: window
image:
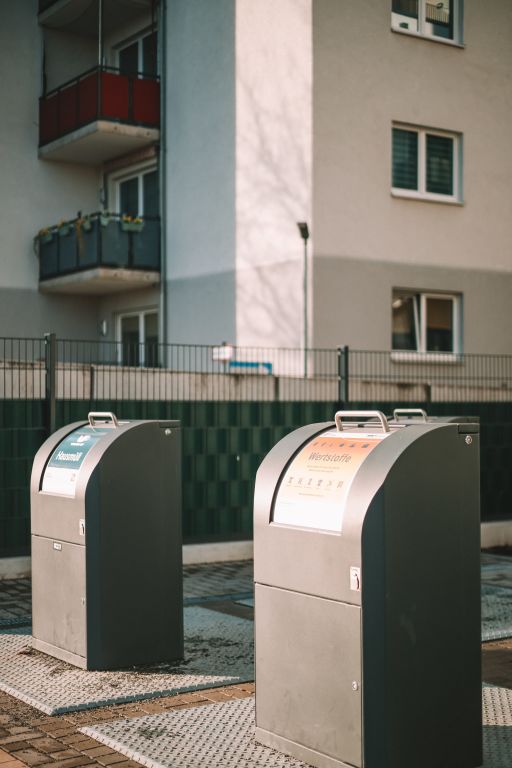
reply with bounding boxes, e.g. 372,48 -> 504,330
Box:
118,31 -> 158,76
112,166 -> 159,217
392,290 -> 461,355
391,0 -> 462,44
118,310 -> 158,367
392,124 -> 461,202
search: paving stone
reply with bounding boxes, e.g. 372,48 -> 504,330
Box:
36,757 -> 93,768
1,742 -> 29,753
81,748 -> 115,758
0,735 -> 35,746
28,738 -> 68,754
9,749 -> 50,766
50,750 -> 83,760
96,755 -> 131,766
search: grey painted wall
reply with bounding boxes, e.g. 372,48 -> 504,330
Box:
312,0 -> 512,272
313,255 -> 512,354
98,287 -> 160,343
166,271 -> 236,345
0,288 -> 98,340
165,0 -> 236,344
0,1 -> 100,340
310,0 -> 512,354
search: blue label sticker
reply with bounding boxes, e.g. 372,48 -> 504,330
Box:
47,427 -> 108,470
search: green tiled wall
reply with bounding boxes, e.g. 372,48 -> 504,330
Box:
2,398 -> 512,557
0,400 -> 46,557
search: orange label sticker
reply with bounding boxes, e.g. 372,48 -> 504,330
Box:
272,429 -> 389,532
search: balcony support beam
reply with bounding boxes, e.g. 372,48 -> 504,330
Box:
38,120 -> 159,165
39,267 -> 160,295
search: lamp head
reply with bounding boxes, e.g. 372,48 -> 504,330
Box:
297,222 -> 309,241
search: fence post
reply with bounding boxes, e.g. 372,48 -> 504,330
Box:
44,332 -> 57,435
337,345 -> 349,405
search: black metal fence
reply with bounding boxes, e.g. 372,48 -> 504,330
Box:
3,337 -> 512,418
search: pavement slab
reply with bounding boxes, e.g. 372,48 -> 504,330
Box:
0,608 -> 253,716
81,698 -> 304,768
482,584 -> 512,642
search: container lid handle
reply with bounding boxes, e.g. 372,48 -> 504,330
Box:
393,408 -> 427,422
335,410 -> 390,433
88,411 -> 119,427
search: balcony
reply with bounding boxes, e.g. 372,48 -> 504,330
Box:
39,1 -> 153,36
37,213 -> 160,294
39,67 -> 160,164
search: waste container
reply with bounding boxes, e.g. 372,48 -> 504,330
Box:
254,410 -> 482,768
390,407 -> 478,424
31,412 -> 183,670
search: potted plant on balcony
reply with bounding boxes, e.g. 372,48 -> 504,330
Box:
120,215 -> 145,233
99,211 -> 112,227
58,220 -> 72,237
76,215 -> 93,233
38,227 -> 53,244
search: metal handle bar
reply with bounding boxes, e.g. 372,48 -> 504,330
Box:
393,408 -> 427,422
334,410 -> 390,433
88,411 -> 119,427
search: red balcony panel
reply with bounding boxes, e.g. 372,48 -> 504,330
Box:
78,72 -> 98,125
39,93 -> 59,144
132,78 -> 160,126
39,67 -> 160,150
100,71 -> 129,121
58,82 -> 80,135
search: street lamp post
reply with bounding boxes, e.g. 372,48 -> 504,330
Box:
297,222 -> 310,378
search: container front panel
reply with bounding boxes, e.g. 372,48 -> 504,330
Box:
32,536 -> 86,658
255,584 -> 362,767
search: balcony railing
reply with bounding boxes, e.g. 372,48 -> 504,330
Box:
39,66 -> 160,147
37,213 -> 160,282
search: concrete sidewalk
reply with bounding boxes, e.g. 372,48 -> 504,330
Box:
1,557 -> 512,768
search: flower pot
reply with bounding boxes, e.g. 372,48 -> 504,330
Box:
121,220 -> 145,233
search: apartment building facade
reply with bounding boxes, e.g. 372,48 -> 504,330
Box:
0,0 -> 511,362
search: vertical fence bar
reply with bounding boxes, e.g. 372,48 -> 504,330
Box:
337,345 -> 350,405
44,332 -> 57,434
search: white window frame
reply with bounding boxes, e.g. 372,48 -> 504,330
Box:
392,123 -> 462,204
391,0 -> 463,46
116,308 -> 158,367
109,161 -> 158,217
391,290 -> 462,361
115,29 -> 157,75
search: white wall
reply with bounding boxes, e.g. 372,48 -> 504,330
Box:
235,0 -> 312,347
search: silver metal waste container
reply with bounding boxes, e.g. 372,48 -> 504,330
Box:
390,407 -> 479,424
31,412 -> 183,670
254,410 -> 482,768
